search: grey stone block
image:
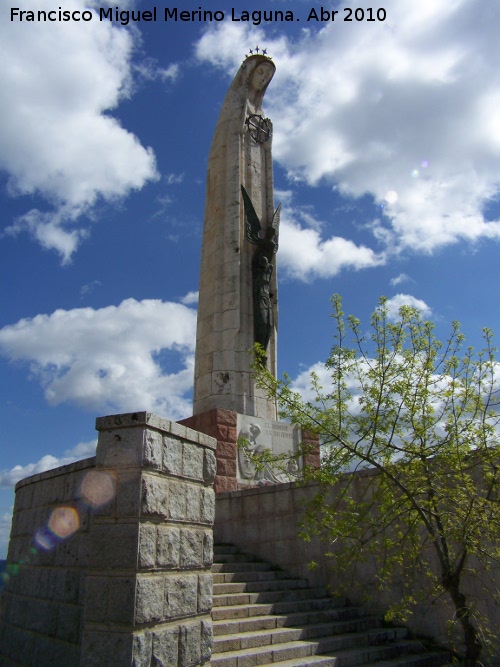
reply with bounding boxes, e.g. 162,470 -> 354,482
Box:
152,626 -> 179,666
144,430 -> 163,470
138,523 -> 156,568
185,485 -> 200,523
197,573 -> 213,613
56,603 -> 81,644
81,630 -> 133,667
164,574 -> 197,619
132,631 -> 153,667
115,471 -> 142,517
88,523 -> 139,569
96,426 -> 145,467
180,528 -> 203,569
178,621 -> 201,667
142,475 -> 169,518
136,576 -> 165,624
163,436 -> 182,476
182,444 -> 204,481
168,480 -> 186,521
201,618 -> 213,663
202,530 -> 213,567
203,449 -> 217,486
64,570 -> 81,604
156,526 -> 180,568
200,488 -> 215,524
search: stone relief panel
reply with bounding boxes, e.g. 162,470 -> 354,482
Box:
236,414 -> 302,486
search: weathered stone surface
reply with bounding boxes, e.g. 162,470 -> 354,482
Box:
156,526 -> 180,568
168,479 -> 186,521
164,575 -> 198,619
163,435 -> 182,476
203,449 -> 217,485
200,488 -> 215,524
132,631 -> 153,666
180,528 -> 203,569
178,621 -> 201,667
200,619 -> 213,663
152,626 -> 179,667
182,443 -> 204,481
197,573 -> 213,613
142,475 -> 169,518
138,523 -> 156,568
136,576 -> 165,624
144,429 -> 163,470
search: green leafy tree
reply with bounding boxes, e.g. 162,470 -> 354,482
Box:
255,295 -> 500,666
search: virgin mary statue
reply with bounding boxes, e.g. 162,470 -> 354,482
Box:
193,54 -> 278,420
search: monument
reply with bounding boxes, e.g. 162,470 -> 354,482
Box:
182,53 -> 319,490
193,52 -> 279,420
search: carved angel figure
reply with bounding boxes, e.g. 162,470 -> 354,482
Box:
241,184 -> 281,353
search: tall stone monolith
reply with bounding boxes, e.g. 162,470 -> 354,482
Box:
193,54 -> 278,421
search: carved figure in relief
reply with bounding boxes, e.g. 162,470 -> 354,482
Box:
241,184 -> 281,354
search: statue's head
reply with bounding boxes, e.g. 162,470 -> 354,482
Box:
230,54 -> 276,108
249,60 -> 275,92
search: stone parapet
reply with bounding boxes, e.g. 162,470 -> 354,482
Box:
0,412 -> 216,667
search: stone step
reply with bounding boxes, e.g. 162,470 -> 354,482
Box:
211,544 -> 450,667
212,597 -> 348,620
209,638 -> 428,667
212,587 -> 331,607
213,578 -> 309,595
213,607 -> 374,636
213,620 -> 396,653
212,561 -> 274,573
213,569 -> 291,583
214,614 -> 383,640
243,658 -> 337,667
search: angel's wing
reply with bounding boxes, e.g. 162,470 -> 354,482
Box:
241,185 -> 262,245
270,202 -> 281,247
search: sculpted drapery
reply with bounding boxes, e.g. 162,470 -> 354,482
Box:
193,54 -> 278,419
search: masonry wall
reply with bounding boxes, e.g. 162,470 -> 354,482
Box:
215,474 -> 500,659
0,412 -> 216,667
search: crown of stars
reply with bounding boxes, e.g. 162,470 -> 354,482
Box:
244,46 -> 271,60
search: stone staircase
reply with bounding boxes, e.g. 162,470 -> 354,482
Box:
211,544 -> 451,667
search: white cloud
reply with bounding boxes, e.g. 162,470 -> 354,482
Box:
280,213 -> 385,281
385,294 -> 432,321
0,0 -> 159,263
0,298 -> 197,419
180,291 -> 199,305
390,273 -> 412,287
196,0 -> 500,259
0,510 -> 13,558
0,440 -> 97,489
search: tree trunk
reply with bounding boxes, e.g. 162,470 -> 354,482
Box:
442,572 -> 482,666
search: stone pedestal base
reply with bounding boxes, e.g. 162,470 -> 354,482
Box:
179,410 -> 320,493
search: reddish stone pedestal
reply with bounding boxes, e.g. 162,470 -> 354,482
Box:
179,409 -> 238,493
179,410 -> 320,493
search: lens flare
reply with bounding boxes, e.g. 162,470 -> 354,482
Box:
421,159 -> 429,168
34,527 -> 58,551
79,470 -> 116,508
411,169 -> 419,178
48,507 -> 80,539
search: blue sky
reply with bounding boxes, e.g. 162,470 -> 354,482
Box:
1,0 -> 500,557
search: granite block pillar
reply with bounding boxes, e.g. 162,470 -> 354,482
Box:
79,412 -> 216,667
